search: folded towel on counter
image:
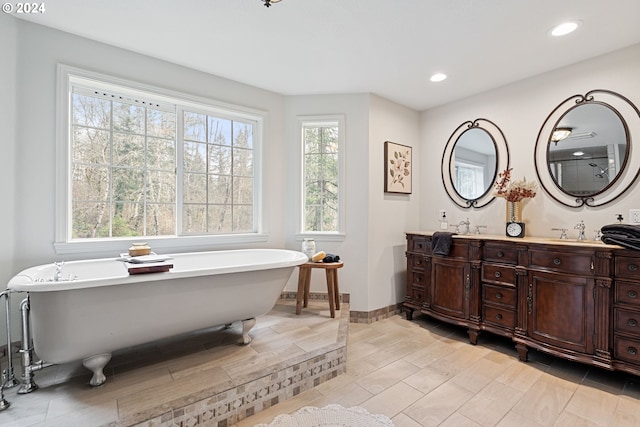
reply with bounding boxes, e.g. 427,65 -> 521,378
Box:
432,231 -> 455,256
602,224 -> 640,251
602,224 -> 640,239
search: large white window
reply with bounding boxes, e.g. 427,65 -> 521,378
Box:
56,65 -> 264,253
299,116 -> 345,237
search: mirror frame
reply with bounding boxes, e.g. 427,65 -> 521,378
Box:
534,89 -> 640,208
441,118 -> 510,209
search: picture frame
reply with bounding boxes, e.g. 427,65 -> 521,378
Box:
384,141 -> 412,194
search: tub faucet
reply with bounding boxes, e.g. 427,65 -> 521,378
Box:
574,220 -> 586,241
53,262 -> 64,282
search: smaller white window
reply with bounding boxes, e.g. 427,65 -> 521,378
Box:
298,115 -> 345,238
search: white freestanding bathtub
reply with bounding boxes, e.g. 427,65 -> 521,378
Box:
7,249 -> 307,388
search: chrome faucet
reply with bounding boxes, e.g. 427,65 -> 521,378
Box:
459,218 -> 471,235
574,220 -> 586,241
551,227 -> 568,239
53,261 -> 64,282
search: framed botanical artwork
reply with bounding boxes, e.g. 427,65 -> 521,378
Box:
384,141 -> 412,194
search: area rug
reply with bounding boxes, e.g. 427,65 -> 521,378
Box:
255,404 -> 394,427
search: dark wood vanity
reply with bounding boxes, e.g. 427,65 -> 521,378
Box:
405,232 -> 640,376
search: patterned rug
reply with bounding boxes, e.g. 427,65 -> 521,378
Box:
255,404 -> 394,427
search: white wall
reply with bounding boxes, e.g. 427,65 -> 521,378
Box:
282,94 -> 372,312
11,18 -> 287,272
420,43 -> 640,237
0,13 -> 18,338
368,95 -> 420,310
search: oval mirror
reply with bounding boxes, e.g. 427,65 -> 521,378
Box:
441,118 -> 509,208
547,103 -> 628,197
534,89 -> 640,207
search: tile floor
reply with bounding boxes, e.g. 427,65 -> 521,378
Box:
2,300 -> 640,426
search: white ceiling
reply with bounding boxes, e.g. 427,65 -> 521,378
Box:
15,0 -> 640,110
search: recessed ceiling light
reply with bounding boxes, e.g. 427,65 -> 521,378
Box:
430,73 -> 447,82
550,21 -> 581,37
573,151 -> 585,156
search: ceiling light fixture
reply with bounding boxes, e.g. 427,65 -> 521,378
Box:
262,0 -> 281,7
551,127 -> 572,144
550,21 -> 581,37
430,73 -> 447,82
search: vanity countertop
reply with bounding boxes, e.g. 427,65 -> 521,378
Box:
405,230 -> 622,249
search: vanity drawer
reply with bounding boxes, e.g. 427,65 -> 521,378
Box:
407,236 -> 429,254
616,256 -> 640,280
528,249 -> 593,275
409,286 -> 425,304
482,284 -> 516,307
482,305 -> 515,329
615,281 -> 640,307
615,308 -> 640,335
410,271 -> 426,288
410,255 -> 427,270
614,336 -> 640,365
482,264 -> 515,286
483,243 -> 518,265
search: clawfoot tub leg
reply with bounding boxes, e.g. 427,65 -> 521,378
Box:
82,353 -> 112,387
239,318 -> 256,345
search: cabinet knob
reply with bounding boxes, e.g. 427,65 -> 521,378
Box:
628,290 -> 638,299
630,264 -> 638,272
628,347 -> 638,356
628,319 -> 638,327
494,271 -> 502,278
553,258 -> 562,265
496,292 -> 503,300
496,313 -> 503,320
417,243 -> 423,249
497,251 -> 504,258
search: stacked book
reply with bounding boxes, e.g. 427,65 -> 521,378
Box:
117,254 -> 174,275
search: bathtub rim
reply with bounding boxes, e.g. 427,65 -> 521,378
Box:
8,248 -> 308,292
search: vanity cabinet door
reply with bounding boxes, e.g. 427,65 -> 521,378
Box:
430,257 -> 470,321
527,270 -> 595,354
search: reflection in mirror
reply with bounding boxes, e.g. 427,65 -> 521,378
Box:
453,128 -> 497,200
441,118 -> 509,209
534,89 -> 640,208
547,103 -> 627,197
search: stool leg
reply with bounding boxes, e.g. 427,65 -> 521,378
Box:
326,269 -> 336,318
296,267 -> 307,315
332,269 -> 340,310
303,268 -> 311,308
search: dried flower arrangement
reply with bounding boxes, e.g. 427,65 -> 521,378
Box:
493,168 -> 538,202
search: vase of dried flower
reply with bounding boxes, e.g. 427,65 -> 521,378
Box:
506,201 -> 522,223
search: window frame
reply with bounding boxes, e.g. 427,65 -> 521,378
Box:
296,114 -> 346,241
55,64 -> 266,255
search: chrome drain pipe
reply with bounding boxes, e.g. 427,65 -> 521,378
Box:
17,296 -> 52,394
0,291 -> 11,411
1,290 -> 19,388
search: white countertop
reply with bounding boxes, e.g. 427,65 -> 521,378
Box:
406,231 -> 622,249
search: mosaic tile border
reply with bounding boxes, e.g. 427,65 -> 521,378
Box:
115,304 -> 350,427
282,291 -> 403,324
349,303 -> 404,324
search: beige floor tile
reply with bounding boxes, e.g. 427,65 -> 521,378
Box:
457,381 -> 524,427
511,376 -> 577,426
495,359 -> 545,392
403,381 -> 475,426
563,384 -> 618,426
359,381 -> 424,419
440,412 -> 483,427
449,356 -> 507,393
553,411 -> 603,427
391,412 -> 423,427
403,365 -> 452,394
355,359 -> 420,394
496,410 -> 545,427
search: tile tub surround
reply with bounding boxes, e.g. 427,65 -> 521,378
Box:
0,300 -> 348,426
